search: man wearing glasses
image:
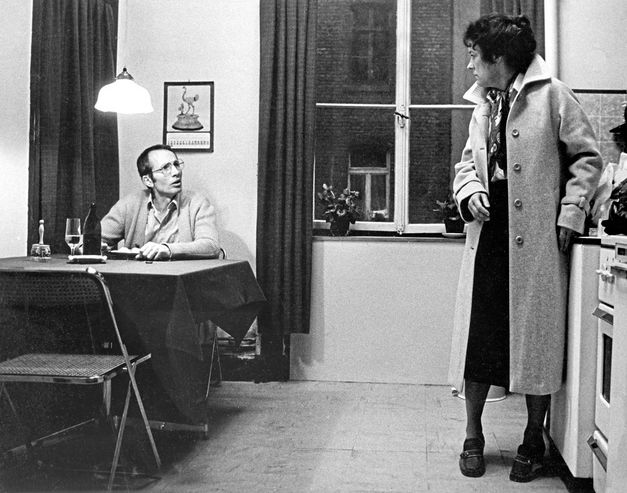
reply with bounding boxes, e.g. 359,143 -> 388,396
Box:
101,144 -> 220,260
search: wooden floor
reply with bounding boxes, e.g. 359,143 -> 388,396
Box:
0,381 -> 594,492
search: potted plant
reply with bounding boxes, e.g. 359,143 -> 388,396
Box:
317,184 -> 361,236
435,194 -> 464,234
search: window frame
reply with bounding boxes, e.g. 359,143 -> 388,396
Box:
313,0 -> 554,235
348,145 -> 392,221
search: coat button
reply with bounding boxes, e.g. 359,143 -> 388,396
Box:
514,199 -> 522,208
513,163 -> 521,172
512,129 -> 520,137
515,235 -> 524,245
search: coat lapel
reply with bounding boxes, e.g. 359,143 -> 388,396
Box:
474,103 -> 491,188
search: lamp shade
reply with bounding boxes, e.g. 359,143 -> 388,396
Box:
95,68 -> 153,114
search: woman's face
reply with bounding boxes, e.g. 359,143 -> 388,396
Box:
466,45 -> 499,88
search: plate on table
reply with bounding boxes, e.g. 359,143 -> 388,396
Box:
442,232 -> 466,239
67,255 -> 107,264
108,249 -> 141,260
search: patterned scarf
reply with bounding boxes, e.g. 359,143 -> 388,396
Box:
486,83 -> 515,181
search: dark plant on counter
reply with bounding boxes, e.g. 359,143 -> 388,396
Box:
434,194 -> 461,221
317,184 -> 361,235
435,194 -> 464,234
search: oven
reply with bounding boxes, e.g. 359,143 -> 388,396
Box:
589,235 -> 627,493
589,237 -> 616,493
590,302 -> 612,493
593,303 -> 613,435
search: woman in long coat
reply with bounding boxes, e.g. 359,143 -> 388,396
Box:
448,14 -> 602,482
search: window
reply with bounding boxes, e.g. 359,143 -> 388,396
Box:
348,142 -> 392,220
314,0 -> 544,234
349,3 -> 394,87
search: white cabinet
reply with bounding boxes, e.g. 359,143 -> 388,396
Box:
550,239 -> 599,478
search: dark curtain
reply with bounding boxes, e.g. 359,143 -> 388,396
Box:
28,0 -> 119,254
256,1 -> 317,353
480,0 -> 545,56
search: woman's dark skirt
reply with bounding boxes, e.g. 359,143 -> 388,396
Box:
464,180 -> 510,388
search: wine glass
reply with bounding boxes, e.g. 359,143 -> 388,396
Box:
65,218 -> 82,256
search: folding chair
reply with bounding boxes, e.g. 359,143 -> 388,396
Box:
0,268 -> 161,491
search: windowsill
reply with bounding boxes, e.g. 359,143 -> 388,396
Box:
313,232 -> 466,242
314,234 -> 600,244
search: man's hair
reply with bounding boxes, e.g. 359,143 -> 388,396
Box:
136,144 -> 175,176
464,13 -> 536,73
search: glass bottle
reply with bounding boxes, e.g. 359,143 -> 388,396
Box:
83,202 -> 101,255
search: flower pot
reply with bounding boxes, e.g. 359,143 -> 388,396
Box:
329,215 -> 351,236
444,217 -> 464,234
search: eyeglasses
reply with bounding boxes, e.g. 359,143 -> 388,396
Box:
151,160 -> 184,176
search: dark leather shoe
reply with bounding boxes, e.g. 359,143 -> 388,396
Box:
509,443 -> 544,482
459,437 -> 485,478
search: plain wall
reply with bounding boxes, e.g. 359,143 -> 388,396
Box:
118,0 -> 260,266
558,0 -> 627,90
291,239 -> 464,384
0,0 -> 31,257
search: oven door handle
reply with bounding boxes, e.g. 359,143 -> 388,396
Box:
587,433 -> 608,471
592,305 -> 614,325
596,267 -> 615,283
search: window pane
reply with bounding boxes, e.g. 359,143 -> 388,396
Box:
367,174 -> 391,221
407,108 -> 472,223
315,107 -> 395,223
316,0 -> 396,104
410,0 -> 481,104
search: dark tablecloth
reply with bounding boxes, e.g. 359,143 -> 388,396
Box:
0,256 -> 266,422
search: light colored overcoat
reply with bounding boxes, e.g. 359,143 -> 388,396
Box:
448,56 -> 603,395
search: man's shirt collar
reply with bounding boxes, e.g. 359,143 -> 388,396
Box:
147,194 -> 179,213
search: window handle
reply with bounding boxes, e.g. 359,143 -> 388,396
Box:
394,110 -> 410,128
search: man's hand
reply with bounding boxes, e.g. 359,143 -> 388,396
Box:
558,226 -> 580,253
138,242 -> 171,261
468,192 -> 491,222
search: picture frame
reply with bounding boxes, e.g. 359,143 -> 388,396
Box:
163,81 -> 214,152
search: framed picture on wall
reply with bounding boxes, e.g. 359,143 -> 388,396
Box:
163,81 -> 214,152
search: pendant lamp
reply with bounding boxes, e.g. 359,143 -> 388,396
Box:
95,67 -> 154,114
